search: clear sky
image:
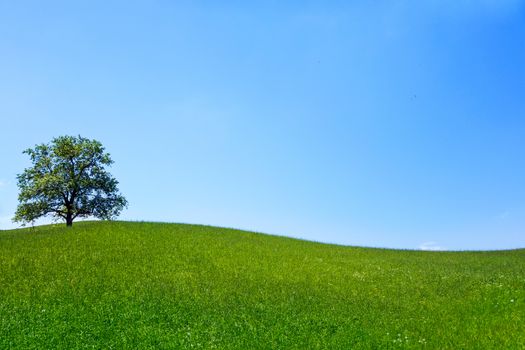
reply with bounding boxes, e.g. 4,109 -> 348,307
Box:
1,1 -> 524,250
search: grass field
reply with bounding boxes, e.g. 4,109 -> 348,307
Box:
0,221 -> 523,349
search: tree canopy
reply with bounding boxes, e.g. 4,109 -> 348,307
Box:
14,135 -> 128,227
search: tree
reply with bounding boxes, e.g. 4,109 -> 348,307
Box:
14,135 -> 128,227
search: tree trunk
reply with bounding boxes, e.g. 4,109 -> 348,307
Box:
66,212 -> 73,227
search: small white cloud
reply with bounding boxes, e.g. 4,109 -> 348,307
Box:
0,179 -> 12,190
419,241 -> 446,251
0,215 -> 17,230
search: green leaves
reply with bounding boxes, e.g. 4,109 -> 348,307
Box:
14,135 -> 128,226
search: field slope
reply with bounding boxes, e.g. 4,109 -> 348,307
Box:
0,221 -> 523,349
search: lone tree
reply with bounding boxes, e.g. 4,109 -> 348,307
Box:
14,135 -> 128,227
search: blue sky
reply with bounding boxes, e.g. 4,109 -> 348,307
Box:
1,0 -> 524,250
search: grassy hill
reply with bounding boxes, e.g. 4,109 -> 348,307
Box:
0,221 -> 523,349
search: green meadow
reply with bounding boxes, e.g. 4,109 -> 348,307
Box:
0,221 -> 523,349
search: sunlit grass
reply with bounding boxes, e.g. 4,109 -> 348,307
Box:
0,221 -> 523,348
